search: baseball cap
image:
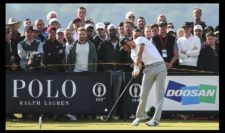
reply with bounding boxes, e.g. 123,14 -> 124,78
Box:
73,17 -> 82,23
158,20 -> 167,26
194,25 -> 203,31
95,22 -> 105,30
47,26 -> 57,33
119,37 -> 132,51
49,18 -> 60,25
56,28 -> 64,33
182,22 -> 192,28
107,24 -> 116,30
84,24 -> 94,30
167,28 -> 175,33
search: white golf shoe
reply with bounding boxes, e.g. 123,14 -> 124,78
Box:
131,118 -> 141,126
145,120 -> 159,126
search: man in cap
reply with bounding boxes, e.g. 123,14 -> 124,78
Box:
17,26 -> 43,71
85,24 -> 97,46
193,24 -> 205,47
98,24 -> 125,120
72,17 -> 82,41
34,19 -> 47,42
48,18 -> 61,29
120,28 -> 167,126
42,26 -> 65,71
177,22 -> 201,70
152,20 -> 179,70
56,28 -> 66,45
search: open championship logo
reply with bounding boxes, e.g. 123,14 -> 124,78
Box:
165,80 -> 217,105
92,83 -> 106,97
129,83 -> 141,98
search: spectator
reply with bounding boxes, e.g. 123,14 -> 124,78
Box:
6,27 -> 18,71
190,8 -> 207,34
72,17 -> 83,41
125,11 -> 135,26
43,26 -> 65,71
34,19 -> 47,42
193,25 -> 205,47
48,18 -> 61,29
176,28 -> 184,39
98,24 -> 122,71
157,14 -> 166,23
144,25 -> 152,41
85,18 -> 94,25
67,6 -> 86,30
197,32 -> 219,72
123,20 -> 133,39
64,28 -> 75,64
67,27 -> 97,72
6,18 -> 23,70
204,26 -> 214,34
177,22 -> 201,70
152,20 -> 179,69
17,26 -> 43,71
93,22 -> 108,49
23,18 -> 32,28
56,28 -> 65,45
136,17 -> 146,36
150,23 -> 159,37
46,10 -> 57,22
118,21 -> 125,39
85,24 -> 97,47
167,22 -> 175,30
167,28 -> 176,38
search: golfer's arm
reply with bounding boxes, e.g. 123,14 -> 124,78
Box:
134,44 -> 144,68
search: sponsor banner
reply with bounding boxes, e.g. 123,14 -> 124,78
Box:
6,72 -> 111,114
146,76 -> 219,111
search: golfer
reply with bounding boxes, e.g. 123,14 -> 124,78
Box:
120,28 -> 167,126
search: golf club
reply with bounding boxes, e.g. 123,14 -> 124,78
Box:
101,77 -> 134,121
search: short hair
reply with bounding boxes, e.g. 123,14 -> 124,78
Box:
77,27 -> 86,32
46,11 -> 57,21
193,7 -> 202,14
126,11 -> 135,19
64,28 -> 73,34
205,32 -> 215,37
150,23 -> 159,29
118,21 -> 124,27
124,20 -> 133,26
144,25 -> 151,30
132,28 -> 142,33
77,6 -> 86,12
157,14 -> 167,22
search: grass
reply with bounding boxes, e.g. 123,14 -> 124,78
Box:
6,119 -> 219,130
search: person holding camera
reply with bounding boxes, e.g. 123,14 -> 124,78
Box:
17,26 -> 43,71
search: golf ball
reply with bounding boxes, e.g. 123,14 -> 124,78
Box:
104,108 -> 108,112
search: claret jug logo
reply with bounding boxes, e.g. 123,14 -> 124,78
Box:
165,80 -> 217,105
129,83 -> 141,102
92,83 -> 106,102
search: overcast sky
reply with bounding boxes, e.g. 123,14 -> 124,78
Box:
6,3 -> 219,32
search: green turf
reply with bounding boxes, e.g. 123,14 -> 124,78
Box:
6,119 -> 219,130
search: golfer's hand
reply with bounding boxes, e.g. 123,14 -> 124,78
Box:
132,66 -> 140,78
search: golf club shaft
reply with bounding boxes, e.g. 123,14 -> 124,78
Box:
107,77 -> 134,118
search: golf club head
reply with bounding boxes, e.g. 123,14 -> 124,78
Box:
100,116 -> 108,121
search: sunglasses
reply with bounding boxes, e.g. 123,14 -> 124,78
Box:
128,16 -> 135,18
97,28 -> 104,31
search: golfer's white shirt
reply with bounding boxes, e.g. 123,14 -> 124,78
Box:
131,37 -> 163,65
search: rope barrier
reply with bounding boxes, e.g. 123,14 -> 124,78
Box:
5,62 -> 217,73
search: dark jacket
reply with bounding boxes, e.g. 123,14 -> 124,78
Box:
67,40 -> 97,72
98,38 -> 122,71
197,44 -> 219,72
42,39 -> 65,71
